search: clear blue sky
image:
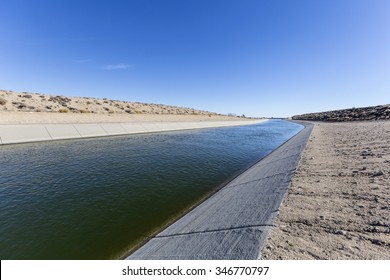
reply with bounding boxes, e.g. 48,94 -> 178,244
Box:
1,0 -> 389,117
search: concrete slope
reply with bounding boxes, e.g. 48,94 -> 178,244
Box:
0,120 -> 264,145
126,121 -> 313,260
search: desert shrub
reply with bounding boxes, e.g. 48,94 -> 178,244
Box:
0,97 -> 7,105
78,109 -> 90,113
58,108 -> 69,113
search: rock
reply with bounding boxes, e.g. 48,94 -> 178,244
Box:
371,239 -> 383,246
292,104 -> 390,122
365,226 -> 380,233
370,221 -> 386,227
371,171 -> 384,177
335,230 -> 346,235
360,151 -> 374,157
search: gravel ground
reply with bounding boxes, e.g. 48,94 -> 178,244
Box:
262,121 -> 390,259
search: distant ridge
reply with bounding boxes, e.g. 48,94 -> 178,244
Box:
292,104 -> 390,122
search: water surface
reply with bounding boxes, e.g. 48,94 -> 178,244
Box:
0,120 -> 302,259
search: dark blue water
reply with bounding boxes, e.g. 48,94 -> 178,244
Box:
0,119 -> 302,259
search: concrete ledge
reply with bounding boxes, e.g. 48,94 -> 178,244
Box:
126,121 -> 313,260
0,125 -> 52,144
0,120 -> 266,145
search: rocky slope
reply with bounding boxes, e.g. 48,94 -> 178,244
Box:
292,104 -> 390,122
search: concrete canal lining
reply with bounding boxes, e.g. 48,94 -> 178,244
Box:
0,120 -> 265,145
126,121 -> 313,260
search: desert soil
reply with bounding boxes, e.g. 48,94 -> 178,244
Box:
262,121 -> 390,259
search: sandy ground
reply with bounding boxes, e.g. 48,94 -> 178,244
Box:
262,121 -> 390,259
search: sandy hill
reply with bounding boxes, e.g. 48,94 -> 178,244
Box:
0,89 -> 224,116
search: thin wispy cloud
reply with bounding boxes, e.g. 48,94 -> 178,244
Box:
73,59 -> 92,63
99,63 -> 134,70
16,37 -> 96,46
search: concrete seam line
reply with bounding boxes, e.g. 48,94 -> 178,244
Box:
241,155 -> 300,171
119,123 -> 127,134
99,124 -> 110,135
222,171 -> 296,190
72,125 -> 83,138
44,126 -> 54,140
155,224 -> 276,238
138,122 -> 149,132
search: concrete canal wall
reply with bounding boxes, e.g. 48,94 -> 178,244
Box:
0,120 -> 265,145
126,121 -> 313,260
